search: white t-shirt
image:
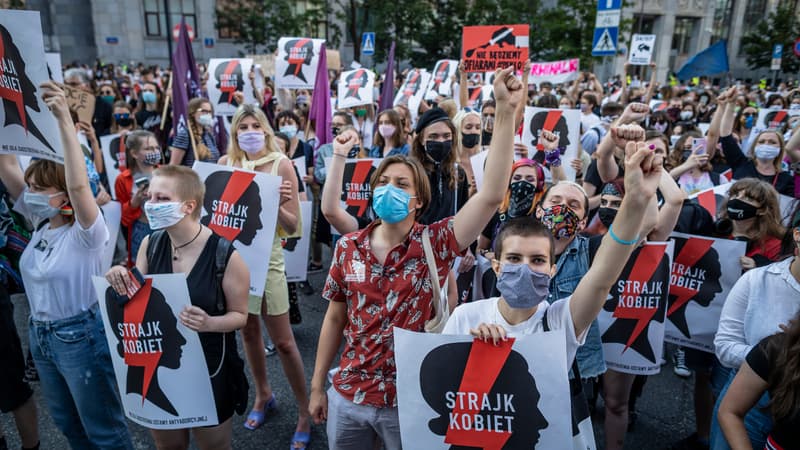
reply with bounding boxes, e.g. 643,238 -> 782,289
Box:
443,296 -> 587,369
580,112 -> 601,134
18,200 -> 109,321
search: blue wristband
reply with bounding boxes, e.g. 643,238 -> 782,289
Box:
608,224 -> 639,246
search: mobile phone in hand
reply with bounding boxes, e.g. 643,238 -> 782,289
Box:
135,177 -> 150,190
692,138 -> 707,154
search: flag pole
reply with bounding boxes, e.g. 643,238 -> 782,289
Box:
160,74 -> 173,130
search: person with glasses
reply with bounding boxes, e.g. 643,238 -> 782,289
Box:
169,98 -> 220,167
97,83 -> 121,106
115,130 -> 162,267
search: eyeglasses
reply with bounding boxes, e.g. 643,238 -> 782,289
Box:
743,112 -> 757,118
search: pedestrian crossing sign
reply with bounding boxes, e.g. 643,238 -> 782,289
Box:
362,32 -> 375,56
592,27 -> 618,56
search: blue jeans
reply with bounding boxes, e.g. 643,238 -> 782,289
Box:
29,304 -> 133,450
709,367 -> 772,450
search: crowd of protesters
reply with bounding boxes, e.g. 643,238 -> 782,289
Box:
0,54 -> 799,450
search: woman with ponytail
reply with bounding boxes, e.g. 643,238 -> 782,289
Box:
169,97 -> 220,167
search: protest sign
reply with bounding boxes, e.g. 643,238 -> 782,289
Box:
629,34 -> 656,65
462,25 -> 529,72
337,68 -> 375,109
394,69 -> 431,122
324,157 -> 381,223
93,274 -> 218,428
206,58 -> 257,116
0,10 -> 64,163
45,52 -> 63,83
597,241 -> 673,375
246,54 -> 275,77
528,59 -> 580,86
523,107 -> 581,180
664,233 -> 746,353
99,133 -> 124,198
756,108 -> 800,130
100,201 -> 122,273
690,182 -> 798,225
283,201 -> 312,282
275,37 -> 326,89
470,150 -> 489,192
64,84 -> 96,124
326,49 -> 341,71
425,60 -> 458,100
395,328 -> 572,449
193,162 -> 281,297
291,156 -> 307,192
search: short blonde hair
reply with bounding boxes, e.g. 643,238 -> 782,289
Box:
152,165 -> 205,219
226,104 -> 280,162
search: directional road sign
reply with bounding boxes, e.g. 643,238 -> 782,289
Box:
592,0 -> 621,56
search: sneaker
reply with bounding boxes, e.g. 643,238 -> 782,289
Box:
265,344 -> 277,357
307,262 -> 324,273
673,348 -> 691,378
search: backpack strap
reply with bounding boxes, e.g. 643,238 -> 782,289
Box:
214,236 -> 232,314
710,171 -> 721,186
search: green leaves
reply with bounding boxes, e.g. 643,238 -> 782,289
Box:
741,3 -> 800,73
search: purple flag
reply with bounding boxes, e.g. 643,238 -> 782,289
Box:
309,43 -> 332,149
171,18 -> 201,136
378,41 -> 396,114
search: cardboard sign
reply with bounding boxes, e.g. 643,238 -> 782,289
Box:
597,241 -> 674,375
326,49 -> 341,71
192,162 -> 281,297
206,58 -> 257,116
283,201 -> 312,282
528,59 -> 580,86
337,68 -> 375,109
64,84 -> 96,125
522,107 -> 581,181
45,52 -> 63,83
461,25 -> 529,72
275,37 -> 326,89
628,34 -> 656,65
93,274 -> 218,428
395,328 -> 572,449
246,54 -> 275,77
425,60 -> 459,100
0,10 -> 64,163
664,233 -> 746,353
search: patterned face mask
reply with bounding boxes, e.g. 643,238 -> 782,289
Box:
508,180 -> 536,218
538,204 -> 581,240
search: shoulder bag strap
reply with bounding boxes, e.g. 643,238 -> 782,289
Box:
422,227 -> 448,333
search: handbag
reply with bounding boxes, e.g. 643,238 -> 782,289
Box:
543,308 -> 597,450
421,227 -> 450,334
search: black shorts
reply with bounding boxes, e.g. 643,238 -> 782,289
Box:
684,347 -> 716,373
0,288 -> 33,413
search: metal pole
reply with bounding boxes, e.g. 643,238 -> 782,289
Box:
164,0 -> 173,63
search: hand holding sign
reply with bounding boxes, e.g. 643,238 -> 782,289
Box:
624,140 -> 663,200
180,305 -> 212,332
493,67 -> 524,112
469,322 -> 508,346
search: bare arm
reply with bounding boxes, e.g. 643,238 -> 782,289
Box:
649,170 -> 685,242
643,62 -> 658,104
459,61 -> 469,108
514,61 -> 531,129
309,300 -> 348,423
570,141 -> 663,336
321,132 -> 360,234
169,147 -> 186,165
454,67 -> 521,250
0,155 -> 26,201
718,362 -> 767,450
42,82 -> 98,229
705,101 -> 727,160
719,87 -> 738,138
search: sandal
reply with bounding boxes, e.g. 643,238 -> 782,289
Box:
243,394 -> 278,430
291,431 -> 311,449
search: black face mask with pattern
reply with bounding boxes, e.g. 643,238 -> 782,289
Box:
508,181 -> 536,218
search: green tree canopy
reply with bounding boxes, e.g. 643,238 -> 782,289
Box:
741,3 -> 800,73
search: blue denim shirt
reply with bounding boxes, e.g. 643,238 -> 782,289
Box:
368,143 -> 409,158
548,235 -> 607,378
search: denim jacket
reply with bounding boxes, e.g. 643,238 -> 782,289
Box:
548,235 -> 607,378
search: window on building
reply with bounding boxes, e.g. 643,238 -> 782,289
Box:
144,0 -> 196,38
671,17 -> 694,55
711,0 -> 733,44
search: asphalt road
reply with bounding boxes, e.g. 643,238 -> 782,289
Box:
1,261 -> 698,450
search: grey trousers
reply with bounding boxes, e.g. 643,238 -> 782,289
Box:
326,387 -> 402,450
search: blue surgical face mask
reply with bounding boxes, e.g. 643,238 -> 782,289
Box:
496,263 -> 551,309
24,190 -> 64,219
141,91 -> 157,104
372,184 -> 416,224
280,125 -> 298,139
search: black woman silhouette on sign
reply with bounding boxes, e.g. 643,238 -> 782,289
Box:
283,39 -> 315,83
0,24 -> 55,152
214,60 -> 244,106
529,111 -> 570,164
201,170 -> 264,246
421,341 -> 548,449
105,281 -> 187,416
666,237 -> 723,339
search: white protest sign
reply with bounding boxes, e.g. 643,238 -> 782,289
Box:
425,60 -> 458,100
206,58 -> 257,116
99,133 -> 124,199
100,201 -> 122,273
523,107 -> 581,180
0,10 -> 64,163
394,69 -> 431,122
93,274 -> 218,429
337,68 -> 375,109
528,59 -> 580,86
192,162 -> 281,297
629,34 -> 656,65
45,52 -> 63,83
275,37 -> 326,90
395,328 -> 572,449
283,201 -> 312,282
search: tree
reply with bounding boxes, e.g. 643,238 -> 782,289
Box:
741,3 -> 800,73
215,0 -> 305,55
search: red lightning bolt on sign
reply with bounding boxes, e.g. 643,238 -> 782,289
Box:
208,170 -> 256,242
123,278 -> 162,405
769,110 -> 787,128
219,60 -> 239,103
288,39 -> 311,77
612,244 -> 667,352
345,160 -> 373,217
0,35 -> 27,132
695,188 -> 717,219
667,238 -> 714,317
346,69 -> 365,98
445,338 -> 516,450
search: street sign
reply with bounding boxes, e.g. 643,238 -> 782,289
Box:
361,32 -> 375,56
105,36 -> 119,45
172,23 -> 194,42
771,43 -> 783,70
204,37 -> 214,48
794,38 -> 800,57
592,0 -> 621,56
